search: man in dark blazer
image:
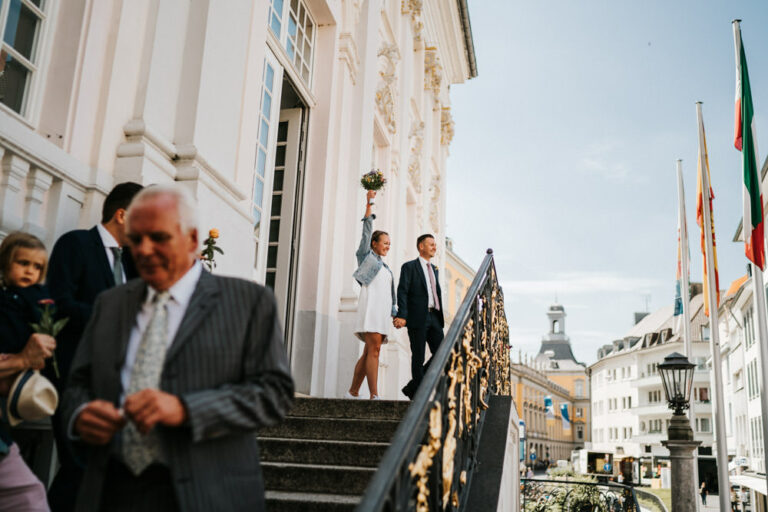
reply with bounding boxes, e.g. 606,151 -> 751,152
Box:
62,184 -> 294,512
394,234 -> 444,400
46,181 -> 142,511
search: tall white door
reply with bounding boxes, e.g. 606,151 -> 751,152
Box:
266,108 -> 303,327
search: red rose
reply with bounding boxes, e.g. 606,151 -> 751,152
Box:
38,299 -> 55,306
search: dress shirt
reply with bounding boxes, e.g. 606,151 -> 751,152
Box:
96,223 -> 120,269
119,261 -> 202,405
68,262 -> 204,440
418,256 -> 436,309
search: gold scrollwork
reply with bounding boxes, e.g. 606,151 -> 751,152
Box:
409,401 -> 443,512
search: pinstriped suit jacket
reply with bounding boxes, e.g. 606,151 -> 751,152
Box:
61,270 -> 294,512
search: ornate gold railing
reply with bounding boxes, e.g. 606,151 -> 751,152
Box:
356,250 -> 511,511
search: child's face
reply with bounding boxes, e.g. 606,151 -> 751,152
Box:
7,248 -> 46,287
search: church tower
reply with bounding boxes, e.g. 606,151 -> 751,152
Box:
537,303 -> 580,364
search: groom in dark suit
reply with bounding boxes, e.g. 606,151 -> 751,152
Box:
46,181 -> 142,511
394,234 -> 444,400
62,184 -> 293,511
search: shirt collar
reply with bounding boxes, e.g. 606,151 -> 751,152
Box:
145,261 -> 203,307
97,223 -> 120,249
419,256 -> 432,267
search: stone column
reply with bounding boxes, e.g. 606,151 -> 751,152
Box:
662,414 -> 701,512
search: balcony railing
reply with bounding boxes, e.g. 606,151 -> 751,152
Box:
356,250 -> 512,511
521,478 -> 640,512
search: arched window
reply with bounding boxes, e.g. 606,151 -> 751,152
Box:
553,320 -> 560,334
575,379 -> 584,397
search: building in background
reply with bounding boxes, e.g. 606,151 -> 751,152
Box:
717,274 -> 766,509
511,355 -> 580,467
443,236 -> 475,325
0,0 -> 476,399
587,289 -> 718,489
535,304 -> 590,446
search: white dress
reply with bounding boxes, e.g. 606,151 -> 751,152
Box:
354,266 -> 393,343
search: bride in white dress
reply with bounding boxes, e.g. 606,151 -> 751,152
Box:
346,190 -> 397,400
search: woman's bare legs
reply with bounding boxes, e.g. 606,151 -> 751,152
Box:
348,333 -> 384,398
363,333 -> 384,398
349,344 -> 368,396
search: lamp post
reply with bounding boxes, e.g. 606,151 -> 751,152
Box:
659,352 -> 702,512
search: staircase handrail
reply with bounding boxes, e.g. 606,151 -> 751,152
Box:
356,249 -> 511,511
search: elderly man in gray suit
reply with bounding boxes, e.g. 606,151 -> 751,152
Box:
62,184 -> 294,511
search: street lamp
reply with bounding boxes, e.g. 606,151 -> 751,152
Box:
659,352 -> 701,512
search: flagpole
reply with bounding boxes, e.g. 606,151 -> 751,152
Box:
677,159 -> 700,511
733,19 -> 768,491
696,102 -> 731,511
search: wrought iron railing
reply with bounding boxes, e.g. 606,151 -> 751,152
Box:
521,478 -> 641,512
356,249 -> 511,511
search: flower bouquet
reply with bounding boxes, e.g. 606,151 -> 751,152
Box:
360,169 -> 387,191
201,228 -> 224,271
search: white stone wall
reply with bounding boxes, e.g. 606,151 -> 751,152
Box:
0,0 -> 473,400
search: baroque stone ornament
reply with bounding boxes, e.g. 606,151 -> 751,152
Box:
424,47 -> 443,97
440,108 -> 455,146
407,121 -> 425,193
401,0 -> 424,43
429,174 -> 440,233
375,43 -> 400,134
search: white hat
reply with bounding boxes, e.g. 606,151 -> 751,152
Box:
5,370 -> 58,427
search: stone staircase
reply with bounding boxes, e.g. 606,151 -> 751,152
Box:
259,397 -> 410,511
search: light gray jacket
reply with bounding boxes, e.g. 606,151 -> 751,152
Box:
352,215 -> 397,316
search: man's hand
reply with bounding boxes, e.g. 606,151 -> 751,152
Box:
20,333 -> 56,370
393,317 -> 406,328
124,389 -> 187,435
366,189 -> 376,201
75,400 -> 126,445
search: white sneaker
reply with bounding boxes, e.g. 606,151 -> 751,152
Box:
344,391 -> 361,399
370,395 -> 382,400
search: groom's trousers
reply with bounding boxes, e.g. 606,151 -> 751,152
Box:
407,309 -> 445,390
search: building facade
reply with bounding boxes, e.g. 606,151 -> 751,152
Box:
535,304 -> 590,446
511,357 -> 580,466
588,292 -> 718,487
717,274 -> 767,510
443,236 -> 475,325
0,0 -> 476,398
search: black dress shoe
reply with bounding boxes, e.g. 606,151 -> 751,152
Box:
401,381 -> 415,400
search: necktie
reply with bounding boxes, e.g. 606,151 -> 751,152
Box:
427,263 -> 440,311
122,291 -> 171,475
110,247 -> 124,285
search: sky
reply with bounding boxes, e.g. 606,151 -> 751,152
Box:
445,1 -> 768,366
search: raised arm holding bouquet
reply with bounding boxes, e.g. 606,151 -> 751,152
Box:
345,172 -> 397,400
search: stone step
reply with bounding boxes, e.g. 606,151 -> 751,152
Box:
262,462 -> 376,495
259,437 -> 389,467
265,490 -> 358,512
260,416 -> 400,443
288,397 -> 410,421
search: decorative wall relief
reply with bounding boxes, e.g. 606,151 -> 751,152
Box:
440,108 -> 455,146
401,0 -> 424,43
407,121 -> 425,193
429,173 -> 440,233
375,43 -> 400,134
424,47 -> 443,98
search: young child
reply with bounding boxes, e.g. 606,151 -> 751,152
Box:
0,231 -> 54,511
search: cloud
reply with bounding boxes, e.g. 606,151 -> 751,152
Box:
501,271 -> 663,296
576,140 -> 643,183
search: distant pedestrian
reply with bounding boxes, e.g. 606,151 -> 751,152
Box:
526,466 -> 534,479
700,481 -> 708,506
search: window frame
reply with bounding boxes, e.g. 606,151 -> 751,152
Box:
0,0 -> 55,123
266,0 -> 316,89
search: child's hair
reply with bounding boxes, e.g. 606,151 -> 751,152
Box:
0,231 -> 48,285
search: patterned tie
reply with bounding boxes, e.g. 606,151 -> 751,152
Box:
122,290 -> 171,475
110,247 -> 124,285
427,263 -> 440,311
